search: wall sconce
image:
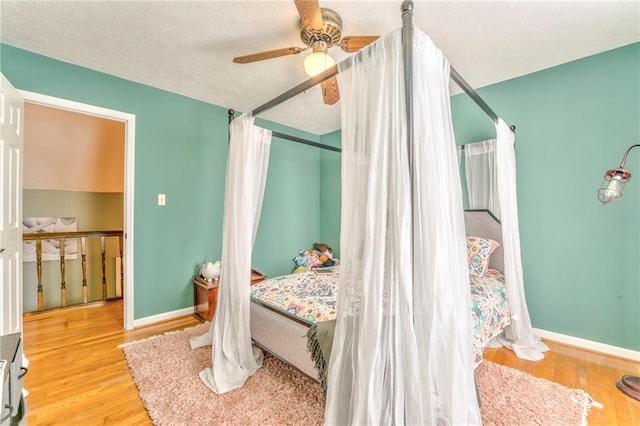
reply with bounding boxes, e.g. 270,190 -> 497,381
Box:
597,144 -> 640,205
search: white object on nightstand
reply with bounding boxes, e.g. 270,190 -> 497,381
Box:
200,261 -> 221,281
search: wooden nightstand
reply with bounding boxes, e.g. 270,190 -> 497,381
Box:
193,269 -> 266,322
193,275 -> 218,323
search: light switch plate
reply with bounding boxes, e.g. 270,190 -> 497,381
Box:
158,194 -> 166,206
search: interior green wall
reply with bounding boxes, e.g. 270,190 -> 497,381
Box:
22,190 -> 123,311
5,41 -> 638,350
318,43 -> 640,351
1,44 -> 322,319
451,42 -> 639,351
253,119 -> 322,278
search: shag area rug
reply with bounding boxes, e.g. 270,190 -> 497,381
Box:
121,323 -> 591,425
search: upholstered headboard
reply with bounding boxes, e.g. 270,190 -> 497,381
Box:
464,210 -> 504,274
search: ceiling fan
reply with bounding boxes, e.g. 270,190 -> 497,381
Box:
232,0 -> 378,105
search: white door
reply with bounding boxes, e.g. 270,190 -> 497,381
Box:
0,74 -> 24,335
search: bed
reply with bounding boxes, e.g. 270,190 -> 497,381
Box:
249,209 -> 510,380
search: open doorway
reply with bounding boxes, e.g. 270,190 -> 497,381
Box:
19,90 -> 136,329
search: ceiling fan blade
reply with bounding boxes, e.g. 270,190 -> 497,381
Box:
233,47 -> 304,64
294,0 -> 324,31
339,36 -> 379,53
321,76 -> 340,105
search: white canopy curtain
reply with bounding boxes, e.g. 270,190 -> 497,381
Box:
325,27 -> 481,425
196,114 -> 271,394
465,139 -> 501,219
495,119 -> 548,361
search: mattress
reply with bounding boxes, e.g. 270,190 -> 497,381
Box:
250,268 -> 339,325
250,266 -> 510,366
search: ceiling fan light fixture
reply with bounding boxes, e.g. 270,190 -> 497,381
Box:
304,41 -> 335,77
232,4 -> 376,105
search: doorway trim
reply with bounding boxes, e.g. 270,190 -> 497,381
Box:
19,90 -> 136,330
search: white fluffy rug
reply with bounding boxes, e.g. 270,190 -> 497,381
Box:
122,323 -> 591,425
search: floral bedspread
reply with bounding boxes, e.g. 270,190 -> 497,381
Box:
470,268 -> 511,365
251,266 -> 510,364
250,268 -> 339,324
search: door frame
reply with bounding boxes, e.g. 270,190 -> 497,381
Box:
19,90 -> 136,330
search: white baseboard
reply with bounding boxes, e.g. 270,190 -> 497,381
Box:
533,328 -> 640,362
133,307 -> 193,328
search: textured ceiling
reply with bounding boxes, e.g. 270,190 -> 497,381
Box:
1,1 -> 639,135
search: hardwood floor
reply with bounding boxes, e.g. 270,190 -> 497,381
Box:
22,300 -> 199,425
22,301 -> 639,425
483,340 -> 640,425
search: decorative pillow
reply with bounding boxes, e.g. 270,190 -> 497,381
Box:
466,236 -> 500,278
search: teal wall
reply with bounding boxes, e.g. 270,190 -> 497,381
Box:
1,44 -> 322,319
5,41 -> 638,351
451,42 -> 639,352
318,43 -> 640,351
253,119 -> 322,278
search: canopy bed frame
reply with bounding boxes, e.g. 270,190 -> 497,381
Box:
236,2 -> 513,380
226,116 -> 512,155
205,1 -> 546,423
